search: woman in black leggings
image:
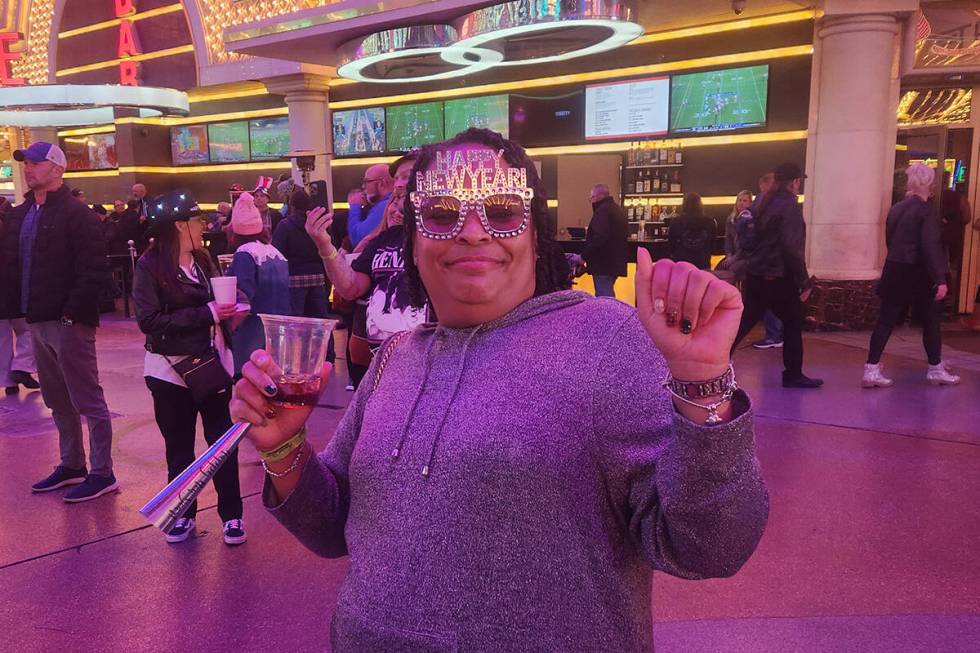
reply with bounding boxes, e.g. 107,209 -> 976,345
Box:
863,162 -> 959,387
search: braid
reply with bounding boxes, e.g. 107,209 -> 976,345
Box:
402,128 -> 570,310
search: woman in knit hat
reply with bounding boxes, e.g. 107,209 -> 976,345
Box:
226,191 -> 291,375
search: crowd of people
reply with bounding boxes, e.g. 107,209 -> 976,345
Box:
579,161 -> 973,388
0,140 -> 422,547
0,130 -> 972,586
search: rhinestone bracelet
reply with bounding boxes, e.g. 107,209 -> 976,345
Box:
663,367 -> 738,425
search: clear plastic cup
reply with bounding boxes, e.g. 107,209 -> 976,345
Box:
211,276 -> 237,305
259,314 -> 338,408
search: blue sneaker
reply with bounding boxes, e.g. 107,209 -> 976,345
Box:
223,519 -> 247,546
63,473 -> 119,503
32,465 -> 87,492
165,517 -> 196,543
752,338 -> 784,349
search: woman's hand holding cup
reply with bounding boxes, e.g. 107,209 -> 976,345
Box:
230,349 -> 332,451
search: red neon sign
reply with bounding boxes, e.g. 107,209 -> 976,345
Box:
0,32 -> 25,86
115,0 -> 141,86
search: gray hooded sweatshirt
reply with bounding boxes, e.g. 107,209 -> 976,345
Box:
265,290 -> 769,651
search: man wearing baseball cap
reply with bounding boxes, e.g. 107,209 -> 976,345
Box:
0,141 -> 117,500
252,176 -> 283,235
731,162 -> 823,389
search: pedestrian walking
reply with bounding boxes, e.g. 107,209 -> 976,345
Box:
668,192 -> 716,270
581,183 -> 628,298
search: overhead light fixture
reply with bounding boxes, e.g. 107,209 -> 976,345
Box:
335,1 -> 642,83
444,1 -> 643,68
336,25 -> 503,84
0,85 -> 189,127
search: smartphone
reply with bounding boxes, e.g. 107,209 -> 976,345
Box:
309,180 -> 330,211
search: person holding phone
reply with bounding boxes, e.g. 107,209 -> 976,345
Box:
863,163 -> 959,387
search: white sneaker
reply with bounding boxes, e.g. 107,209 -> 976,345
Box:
223,519 -> 247,546
927,363 -> 961,386
862,363 -> 893,388
165,517 -> 195,543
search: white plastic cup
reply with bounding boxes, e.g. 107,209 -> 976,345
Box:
211,276 -> 237,305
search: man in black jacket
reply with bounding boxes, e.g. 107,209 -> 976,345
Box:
582,184 -> 628,298
1,142 -> 117,501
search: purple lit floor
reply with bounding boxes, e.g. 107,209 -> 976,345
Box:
1,315 -> 978,652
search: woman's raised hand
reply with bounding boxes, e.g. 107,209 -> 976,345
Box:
635,249 -> 743,381
305,206 -> 335,254
230,349 -> 332,451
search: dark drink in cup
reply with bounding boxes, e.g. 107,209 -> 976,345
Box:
275,374 -> 322,408
259,314 -> 337,408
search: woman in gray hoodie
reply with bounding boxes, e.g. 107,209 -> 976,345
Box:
231,129 -> 769,652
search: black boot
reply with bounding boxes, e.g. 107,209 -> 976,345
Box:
782,371 -> 824,388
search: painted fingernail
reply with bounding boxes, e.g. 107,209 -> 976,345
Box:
680,319 -> 693,335
255,351 -> 269,364
666,310 -> 678,327
264,384 -> 278,396
654,298 -> 666,314
265,409 -> 277,420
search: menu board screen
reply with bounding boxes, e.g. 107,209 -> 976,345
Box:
585,77 -> 670,140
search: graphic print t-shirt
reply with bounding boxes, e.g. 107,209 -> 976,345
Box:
351,225 -> 427,343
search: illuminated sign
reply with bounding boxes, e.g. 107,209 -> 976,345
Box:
116,0 -> 142,85
0,32 -> 25,86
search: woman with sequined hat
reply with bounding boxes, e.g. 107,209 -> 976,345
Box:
132,189 -> 247,546
230,129 -> 768,650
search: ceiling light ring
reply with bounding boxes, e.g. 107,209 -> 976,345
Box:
0,85 -> 189,127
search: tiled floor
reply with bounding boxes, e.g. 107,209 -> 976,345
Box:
1,315 -> 977,652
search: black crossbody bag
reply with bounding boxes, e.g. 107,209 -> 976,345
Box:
164,264 -> 233,404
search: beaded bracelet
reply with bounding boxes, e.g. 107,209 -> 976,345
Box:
262,443 -> 307,479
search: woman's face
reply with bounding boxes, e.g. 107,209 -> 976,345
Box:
413,143 -> 537,326
176,217 -> 205,250
736,193 -> 752,212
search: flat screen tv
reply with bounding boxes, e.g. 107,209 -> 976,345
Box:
444,94 -> 509,139
62,133 -> 118,171
585,76 -> 670,140
249,117 -> 290,161
0,165 -> 12,178
386,101 -> 444,151
170,125 -> 210,165
208,121 -> 251,163
670,64 -> 769,133
332,108 -> 386,156
509,91 -> 585,147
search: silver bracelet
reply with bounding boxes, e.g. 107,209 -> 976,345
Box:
663,367 -> 738,425
262,443 -> 307,479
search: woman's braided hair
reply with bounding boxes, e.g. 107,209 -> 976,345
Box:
403,128 -> 571,309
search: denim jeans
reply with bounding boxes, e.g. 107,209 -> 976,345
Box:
593,275 -> 618,298
763,310 -> 784,342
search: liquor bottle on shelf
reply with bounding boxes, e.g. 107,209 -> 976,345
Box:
634,171 -> 643,194
628,143 -> 636,166
674,146 -> 683,165
658,170 -> 667,192
666,147 -> 675,164
670,170 -> 682,194
640,170 -> 649,193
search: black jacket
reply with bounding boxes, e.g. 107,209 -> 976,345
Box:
0,185 -> 108,325
582,197 -> 629,277
668,213 -> 716,270
133,252 -> 230,356
885,196 -> 947,286
272,211 -> 326,277
743,190 -> 809,290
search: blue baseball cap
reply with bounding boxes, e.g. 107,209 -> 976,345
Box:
13,142 -> 67,168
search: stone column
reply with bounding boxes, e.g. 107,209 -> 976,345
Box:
264,73 -> 333,205
803,7 -> 913,328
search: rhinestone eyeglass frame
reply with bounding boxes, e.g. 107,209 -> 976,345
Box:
410,186 -> 535,240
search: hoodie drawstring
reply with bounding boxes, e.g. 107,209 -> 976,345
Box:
421,325 -> 482,478
390,334 -> 438,462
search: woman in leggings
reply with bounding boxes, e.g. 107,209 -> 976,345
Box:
863,162 -> 959,387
